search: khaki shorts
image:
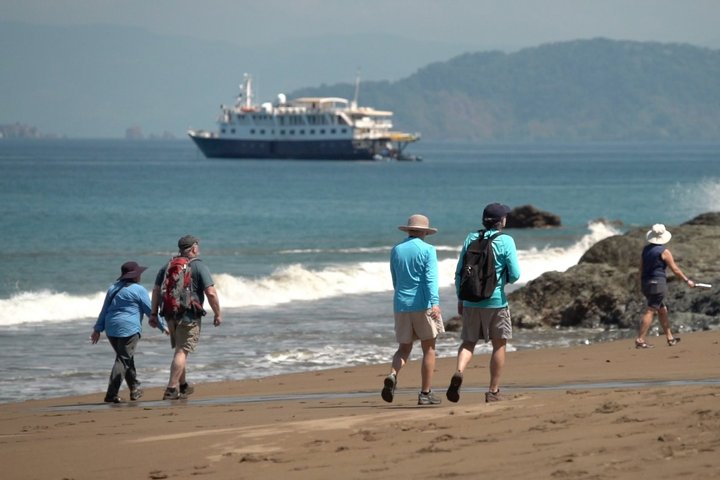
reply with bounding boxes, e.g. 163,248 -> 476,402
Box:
168,319 -> 201,353
461,307 -> 512,343
394,309 -> 443,344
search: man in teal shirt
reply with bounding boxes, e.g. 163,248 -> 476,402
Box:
447,203 -> 520,403
382,214 -> 443,406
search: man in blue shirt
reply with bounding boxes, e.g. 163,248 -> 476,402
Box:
446,203 -> 521,403
382,214 -> 443,406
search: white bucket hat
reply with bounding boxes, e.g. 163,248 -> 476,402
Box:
398,214 -> 437,235
646,223 -> 672,245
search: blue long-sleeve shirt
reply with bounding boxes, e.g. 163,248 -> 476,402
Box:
94,281 -> 152,337
391,236 -> 440,312
455,229 -> 521,308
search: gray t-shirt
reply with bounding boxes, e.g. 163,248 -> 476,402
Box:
155,257 -> 214,319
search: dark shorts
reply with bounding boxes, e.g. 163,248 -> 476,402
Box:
642,278 -> 667,309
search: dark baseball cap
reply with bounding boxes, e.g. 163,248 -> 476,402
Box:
178,235 -> 199,251
483,203 -> 512,221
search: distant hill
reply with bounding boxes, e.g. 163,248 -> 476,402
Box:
294,38 -> 720,142
2,24 -> 719,141
0,22 -> 470,138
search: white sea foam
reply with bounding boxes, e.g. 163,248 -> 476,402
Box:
0,221 -> 620,326
674,177 -> 720,216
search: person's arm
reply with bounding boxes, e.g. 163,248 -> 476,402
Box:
455,235 -> 472,315
204,285 -> 222,326
426,248 -> 441,319
149,284 -> 161,329
138,285 -> 152,317
662,249 -> 695,287
504,236 -> 521,284
91,286 -> 112,343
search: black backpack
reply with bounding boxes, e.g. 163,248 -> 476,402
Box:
458,231 -> 504,302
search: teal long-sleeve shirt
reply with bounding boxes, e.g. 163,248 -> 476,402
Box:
391,236 -> 440,312
454,229 -> 521,308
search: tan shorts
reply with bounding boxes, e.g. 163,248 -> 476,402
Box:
461,307 -> 512,343
394,309 -> 443,344
168,319 -> 201,353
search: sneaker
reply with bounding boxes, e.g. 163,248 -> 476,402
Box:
162,387 -> 187,400
130,385 -> 143,401
381,373 -> 396,403
446,372 -> 463,403
485,390 -> 501,403
179,382 -> 195,396
667,337 -> 681,346
418,391 -> 441,406
104,395 -> 125,404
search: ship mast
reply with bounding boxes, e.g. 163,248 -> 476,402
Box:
236,73 -> 254,110
351,70 -> 360,109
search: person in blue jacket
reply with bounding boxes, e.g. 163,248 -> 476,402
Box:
446,203 -> 521,403
91,261 -> 156,403
382,214 -> 443,406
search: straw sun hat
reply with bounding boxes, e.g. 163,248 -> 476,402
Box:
398,214 -> 438,235
646,223 -> 672,245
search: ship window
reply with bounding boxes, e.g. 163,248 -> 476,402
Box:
260,129 -> 265,134
341,128 -> 347,133
289,130 -> 295,135
231,129 -> 236,134
331,129 -> 336,134
310,129 -> 315,134
299,129 -> 305,135
280,130 -> 285,135
221,129 -> 226,134
320,129 -> 326,134
250,129 -> 255,134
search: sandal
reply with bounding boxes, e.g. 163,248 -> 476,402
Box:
635,340 -> 654,349
667,337 -> 681,346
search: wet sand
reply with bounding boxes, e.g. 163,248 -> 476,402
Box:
2,330 -> 719,479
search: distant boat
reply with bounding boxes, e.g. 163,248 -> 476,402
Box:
188,74 -> 420,161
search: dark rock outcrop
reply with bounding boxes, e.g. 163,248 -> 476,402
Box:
508,213 -> 720,331
506,205 -> 561,228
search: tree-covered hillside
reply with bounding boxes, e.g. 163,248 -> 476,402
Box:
293,38 -> 720,142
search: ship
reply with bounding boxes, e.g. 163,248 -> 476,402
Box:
188,74 -> 420,161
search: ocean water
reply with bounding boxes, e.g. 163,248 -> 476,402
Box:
0,139 -> 718,403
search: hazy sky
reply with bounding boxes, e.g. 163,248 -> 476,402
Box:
5,0 -> 720,50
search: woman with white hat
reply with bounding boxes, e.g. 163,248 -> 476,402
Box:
635,224 -> 695,349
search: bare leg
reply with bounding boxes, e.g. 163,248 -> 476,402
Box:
657,306 -> 674,340
636,308 -> 656,343
489,338 -> 506,393
390,343 -> 413,376
168,348 -> 188,390
420,338 -> 436,392
454,341 -> 476,374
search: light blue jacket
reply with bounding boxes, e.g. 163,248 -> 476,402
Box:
391,236 -> 440,312
455,229 -> 521,308
94,281 -> 152,338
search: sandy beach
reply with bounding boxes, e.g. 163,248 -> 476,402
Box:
2,330 -> 719,480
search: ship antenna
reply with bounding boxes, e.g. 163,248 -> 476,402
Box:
243,73 -> 253,109
352,68 -> 360,109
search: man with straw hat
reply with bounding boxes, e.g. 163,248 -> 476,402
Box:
382,214 -> 443,406
635,223 -> 695,349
